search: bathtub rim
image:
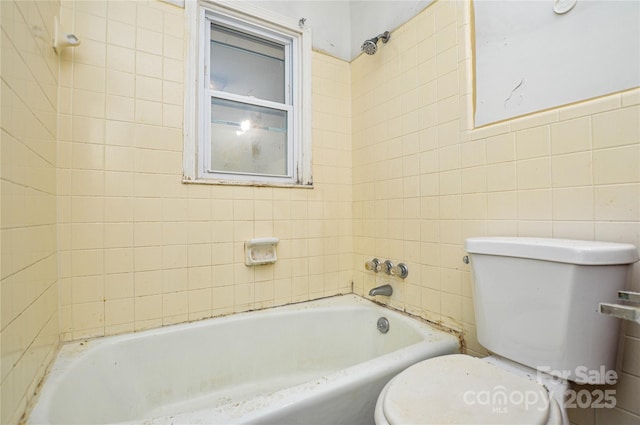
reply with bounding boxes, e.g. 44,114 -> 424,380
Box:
38,293 -> 460,365
27,293 -> 462,425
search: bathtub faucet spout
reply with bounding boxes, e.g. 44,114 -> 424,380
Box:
369,284 -> 393,297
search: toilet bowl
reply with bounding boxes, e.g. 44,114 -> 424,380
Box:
373,237 -> 638,425
374,354 -> 565,425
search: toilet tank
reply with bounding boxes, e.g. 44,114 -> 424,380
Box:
465,237 -> 638,384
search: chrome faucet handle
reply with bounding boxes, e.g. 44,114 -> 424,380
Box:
381,260 -> 394,274
374,261 -> 384,273
365,258 -> 380,272
390,263 -> 408,279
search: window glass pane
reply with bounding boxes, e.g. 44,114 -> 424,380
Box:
210,98 -> 288,176
210,23 -> 286,104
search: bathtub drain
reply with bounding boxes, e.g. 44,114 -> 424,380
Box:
377,317 -> 389,334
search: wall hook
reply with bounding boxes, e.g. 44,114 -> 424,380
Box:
53,17 -> 80,53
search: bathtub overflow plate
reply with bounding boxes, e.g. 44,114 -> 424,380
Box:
377,317 -> 390,334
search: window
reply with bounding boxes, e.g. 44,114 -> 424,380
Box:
184,1 -> 312,187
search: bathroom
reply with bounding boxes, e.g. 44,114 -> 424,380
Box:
1,0 -> 639,424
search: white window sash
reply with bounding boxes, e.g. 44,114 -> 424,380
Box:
201,98 -> 294,182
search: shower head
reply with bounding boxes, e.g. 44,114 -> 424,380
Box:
361,39 -> 378,55
361,31 -> 390,55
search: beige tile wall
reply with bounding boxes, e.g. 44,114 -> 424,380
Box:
1,1 -> 61,423
56,0 -> 353,341
3,0 -> 639,424
352,1 -> 640,424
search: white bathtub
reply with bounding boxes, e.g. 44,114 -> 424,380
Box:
28,294 -> 459,425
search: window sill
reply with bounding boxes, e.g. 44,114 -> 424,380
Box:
182,176 -> 314,189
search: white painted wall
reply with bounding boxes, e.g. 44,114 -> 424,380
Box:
244,1 -> 353,59
348,1 -> 432,59
241,0 -> 432,61
474,0 -> 640,126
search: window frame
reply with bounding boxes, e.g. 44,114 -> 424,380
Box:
184,0 -> 313,187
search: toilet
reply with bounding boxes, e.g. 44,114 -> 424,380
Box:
375,237 -> 639,425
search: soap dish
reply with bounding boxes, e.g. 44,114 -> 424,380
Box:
244,238 -> 279,266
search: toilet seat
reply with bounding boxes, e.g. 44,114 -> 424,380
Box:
375,354 -> 562,425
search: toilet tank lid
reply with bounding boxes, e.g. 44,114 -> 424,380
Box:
465,237 -> 639,265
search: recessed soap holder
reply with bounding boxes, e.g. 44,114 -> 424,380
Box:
244,238 -> 279,266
